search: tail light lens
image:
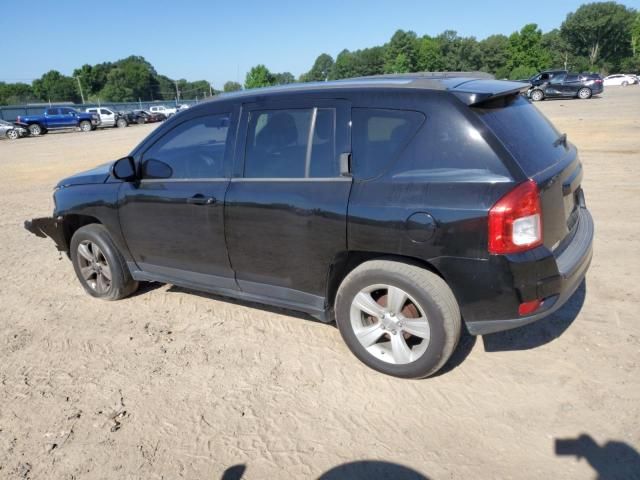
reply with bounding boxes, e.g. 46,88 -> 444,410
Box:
488,180 -> 542,254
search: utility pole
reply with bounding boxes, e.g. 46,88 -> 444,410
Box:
174,80 -> 180,105
209,82 -> 213,97
75,76 -> 85,104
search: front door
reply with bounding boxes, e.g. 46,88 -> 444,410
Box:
225,99 -> 352,312
100,108 -> 116,127
118,111 -> 237,290
45,108 -> 65,128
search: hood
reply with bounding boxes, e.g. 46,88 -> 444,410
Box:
56,161 -> 113,188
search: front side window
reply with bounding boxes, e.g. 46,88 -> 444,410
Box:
352,108 -> 424,180
100,109 -> 111,115
244,108 -> 336,178
60,108 -> 75,115
46,108 -> 59,115
142,114 -> 230,179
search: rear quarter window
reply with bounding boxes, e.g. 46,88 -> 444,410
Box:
473,94 -> 567,176
352,108 -> 424,179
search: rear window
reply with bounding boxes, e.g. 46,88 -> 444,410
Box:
352,108 -> 424,179
474,94 -> 567,176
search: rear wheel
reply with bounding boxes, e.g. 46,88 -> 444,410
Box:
578,87 -> 592,99
79,120 -> 92,132
530,89 -> 544,101
621,80 -> 629,87
28,124 -> 43,136
116,118 -> 127,128
70,224 -> 138,300
335,260 -> 461,378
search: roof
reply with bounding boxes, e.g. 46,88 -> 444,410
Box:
204,72 -> 529,106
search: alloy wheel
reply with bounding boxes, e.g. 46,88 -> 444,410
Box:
350,284 -> 430,365
77,240 -> 112,294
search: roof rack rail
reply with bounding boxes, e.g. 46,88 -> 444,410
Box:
352,71 -> 495,80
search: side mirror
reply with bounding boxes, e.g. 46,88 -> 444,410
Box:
111,157 -> 137,181
142,159 -> 173,179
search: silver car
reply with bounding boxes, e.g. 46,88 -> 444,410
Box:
0,119 -> 27,140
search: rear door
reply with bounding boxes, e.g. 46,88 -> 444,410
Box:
225,98 -> 352,310
44,108 -> 64,128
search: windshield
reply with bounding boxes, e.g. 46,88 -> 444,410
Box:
474,94 -> 569,176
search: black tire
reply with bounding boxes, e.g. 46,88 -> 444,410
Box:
530,89 -> 544,101
79,120 -> 92,132
116,118 -> 128,128
621,81 -> 628,87
578,87 -> 592,99
28,123 -> 43,136
70,224 -> 138,301
335,260 -> 461,378
137,117 -> 145,125
6,129 -> 19,140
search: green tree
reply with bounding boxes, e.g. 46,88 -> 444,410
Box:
223,81 -> 242,92
417,35 -> 445,71
0,82 -> 36,105
478,34 -> 510,74
245,65 -> 275,89
330,47 -> 385,79
273,72 -> 295,85
561,2 -> 636,69
506,24 -> 551,77
632,12 -> 640,58
384,30 -> 419,73
436,31 -> 482,71
99,68 -> 133,101
305,53 -> 334,81
32,70 -> 80,102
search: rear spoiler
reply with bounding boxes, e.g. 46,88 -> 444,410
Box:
449,79 -> 530,106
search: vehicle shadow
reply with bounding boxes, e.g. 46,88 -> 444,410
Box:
221,461 -> 429,479
482,280 -> 586,352
555,434 -> 640,480
128,281 -> 165,298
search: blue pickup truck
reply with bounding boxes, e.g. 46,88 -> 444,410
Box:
15,107 -> 101,135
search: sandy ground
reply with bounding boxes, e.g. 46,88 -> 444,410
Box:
0,88 -> 639,480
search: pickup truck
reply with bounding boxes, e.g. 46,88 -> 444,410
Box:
148,105 -> 176,117
15,107 -> 101,136
85,107 -> 128,128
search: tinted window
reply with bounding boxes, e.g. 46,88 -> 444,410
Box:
352,108 -> 424,179
100,109 -> 111,115
244,108 -> 337,178
60,108 -> 75,115
142,114 -> 230,179
46,108 -> 59,115
474,94 -> 566,176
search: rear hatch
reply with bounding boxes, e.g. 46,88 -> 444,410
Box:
472,93 -> 583,252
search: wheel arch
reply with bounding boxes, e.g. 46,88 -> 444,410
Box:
325,251 -> 447,310
61,214 -> 103,253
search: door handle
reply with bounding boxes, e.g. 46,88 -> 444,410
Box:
186,194 -> 216,205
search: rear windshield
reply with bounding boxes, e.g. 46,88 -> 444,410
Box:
474,94 -> 567,176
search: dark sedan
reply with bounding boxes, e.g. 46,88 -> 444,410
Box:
528,71 -> 603,101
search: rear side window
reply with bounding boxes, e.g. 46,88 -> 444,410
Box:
352,108 -> 424,179
142,114 -> 230,179
474,94 -> 567,176
244,108 -> 337,178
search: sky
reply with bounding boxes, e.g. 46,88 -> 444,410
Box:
1,0 -> 639,87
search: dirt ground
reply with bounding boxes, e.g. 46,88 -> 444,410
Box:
1,87 -> 639,480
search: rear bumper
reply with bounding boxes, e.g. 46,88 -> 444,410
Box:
24,216 -> 67,252
466,207 -> 594,335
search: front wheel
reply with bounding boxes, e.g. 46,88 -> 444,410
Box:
28,124 -> 43,135
578,87 -> 592,99
621,81 -> 628,87
335,260 -> 461,378
6,129 -> 19,140
70,224 -> 138,300
137,117 -> 145,125
530,89 -> 544,101
79,120 -> 92,132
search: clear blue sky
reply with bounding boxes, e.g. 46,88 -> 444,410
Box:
1,0 -> 638,86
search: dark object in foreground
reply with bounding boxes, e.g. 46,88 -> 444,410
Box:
25,73 -> 593,378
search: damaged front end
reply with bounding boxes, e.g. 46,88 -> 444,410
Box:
24,216 -> 68,252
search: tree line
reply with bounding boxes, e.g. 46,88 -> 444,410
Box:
1,2 -> 639,105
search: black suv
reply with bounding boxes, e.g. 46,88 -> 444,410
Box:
528,69 -> 604,101
25,75 -> 594,378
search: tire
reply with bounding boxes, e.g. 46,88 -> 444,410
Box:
28,124 -> 43,136
530,89 -> 544,101
116,118 -> 128,128
621,81 -> 628,87
6,129 -> 19,140
79,120 -> 92,132
137,117 -> 145,125
334,260 -> 461,378
70,224 -> 139,301
578,87 -> 592,99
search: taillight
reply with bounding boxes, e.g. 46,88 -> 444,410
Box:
488,180 -> 542,254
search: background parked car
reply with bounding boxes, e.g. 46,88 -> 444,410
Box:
85,107 -> 128,128
528,71 -> 603,101
0,119 -> 27,140
15,107 -> 100,135
149,105 -> 176,117
176,104 -> 190,112
603,74 -> 638,86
